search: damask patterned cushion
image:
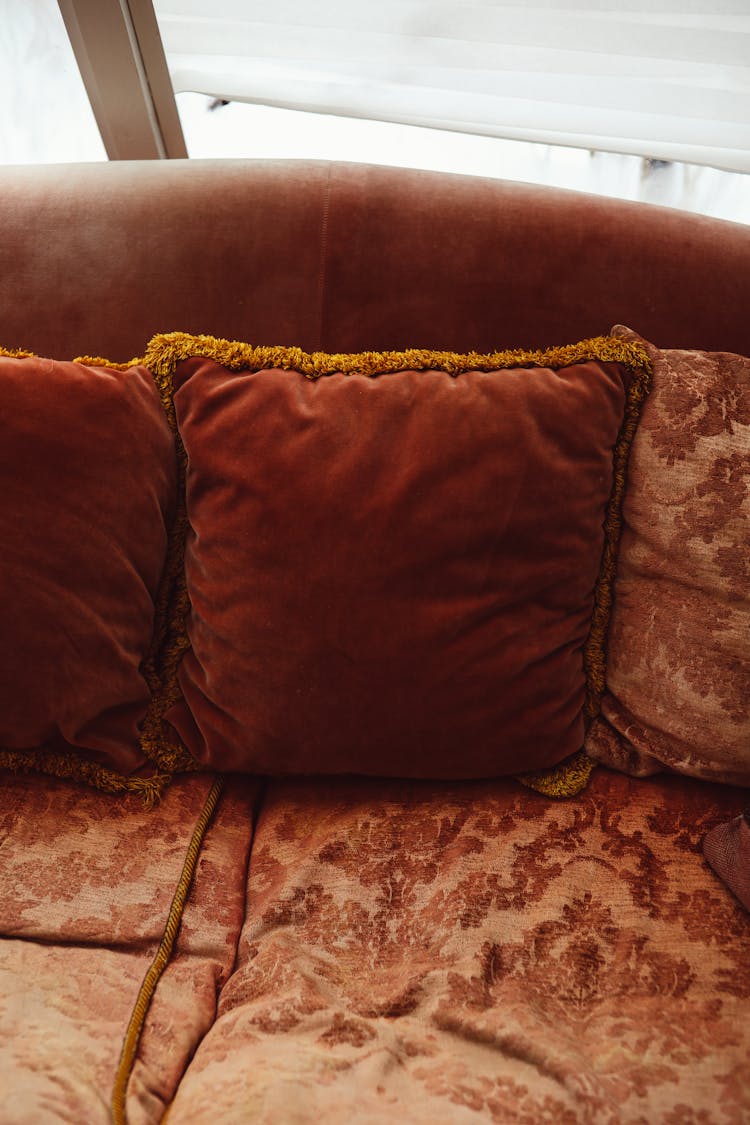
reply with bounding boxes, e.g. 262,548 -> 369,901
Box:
145,332 -> 651,784
0,348 -> 188,801
585,326 -> 750,784
0,770 -> 261,1121
703,808 -> 750,912
165,772 -> 750,1124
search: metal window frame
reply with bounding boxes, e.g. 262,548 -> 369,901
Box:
57,0 -> 187,159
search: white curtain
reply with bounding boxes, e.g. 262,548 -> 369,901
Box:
153,0 -> 750,173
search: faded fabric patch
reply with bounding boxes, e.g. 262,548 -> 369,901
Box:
586,326 -> 750,784
167,770 -> 749,1124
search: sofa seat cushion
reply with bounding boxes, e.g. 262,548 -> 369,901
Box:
166,771 -> 749,1125
147,332 -> 651,783
0,771 -> 261,1125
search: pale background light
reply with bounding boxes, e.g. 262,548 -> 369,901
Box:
0,0 -> 106,163
0,0 -> 747,226
156,0 -> 750,171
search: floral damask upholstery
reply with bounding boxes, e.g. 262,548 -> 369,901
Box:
586,328 -> 750,785
0,772 -> 260,1124
165,770 -> 750,1125
2,768 -> 748,1122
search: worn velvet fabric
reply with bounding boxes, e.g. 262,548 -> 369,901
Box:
166,350 -> 633,777
166,770 -> 750,1124
0,353 -> 175,776
585,327 -> 750,784
2,162 -> 750,362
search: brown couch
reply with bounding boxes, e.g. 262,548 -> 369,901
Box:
1,159 -> 749,1124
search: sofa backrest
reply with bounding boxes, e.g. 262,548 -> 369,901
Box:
2,158 -> 749,361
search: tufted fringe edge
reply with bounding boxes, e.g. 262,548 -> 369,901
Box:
144,330 -> 652,382
517,337 -> 652,797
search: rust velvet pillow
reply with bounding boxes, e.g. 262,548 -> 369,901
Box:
0,348 -> 186,801
146,333 -> 651,783
585,327 -> 750,785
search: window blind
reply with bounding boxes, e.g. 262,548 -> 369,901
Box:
153,1 -> 750,172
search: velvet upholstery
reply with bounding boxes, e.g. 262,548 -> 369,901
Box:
586,327 -> 750,784
158,337 -> 648,778
1,162 -> 749,362
0,353 -> 176,786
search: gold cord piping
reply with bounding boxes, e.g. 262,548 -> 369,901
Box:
111,775 -> 225,1124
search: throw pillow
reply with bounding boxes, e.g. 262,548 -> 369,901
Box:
145,332 -> 651,789
585,327 -> 750,784
703,809 -> 750,913
0,348 -> 193,802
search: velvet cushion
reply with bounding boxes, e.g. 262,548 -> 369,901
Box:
585,327 -> 750,785
0,348 -> 184,800
148,333 -> 651,782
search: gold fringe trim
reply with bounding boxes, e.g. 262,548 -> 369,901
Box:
0,345 -> 36,359
73,354 -> 143,370
0,347 -> 142,368
138,347 -> 197,784
112,776 -> 225,1125
517,339 -> 652,798
0,345 -> 197,803
516,749 -> 598,798
76,349 -> 198,782
0,748 -> 170,807
145,331 -> 652,801
144,330 -> 651,382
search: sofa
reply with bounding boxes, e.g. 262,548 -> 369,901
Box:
1,158 -> 749,1125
